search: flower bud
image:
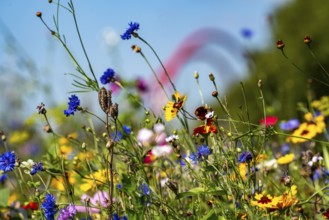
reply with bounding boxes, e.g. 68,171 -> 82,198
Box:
258,79 -> 262,89
81,142 -> 87,150
36,12 -> 42,17
194,71 -> 199,79
212,91 -> 218,97
276,40 -> 284,49
304,36 -> 312,45
209,73 -> 215,81
131,45 -> 141,53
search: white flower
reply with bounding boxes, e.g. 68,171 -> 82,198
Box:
165,135 -> 179,143
20,159 -> 35,169
151,145 -> 172,157
205,111 -> 214,119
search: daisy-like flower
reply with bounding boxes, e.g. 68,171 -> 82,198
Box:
57,204 -> 76,220
165,91 -> 186,121
193,118 -> 217,136
121,22 -> 140,40
41,194 -> 56,220
287,122 -> 318,144
277,153 -> 295,165
80,169 -> 112,192
250,191 -> 279,209
0,151 -> 16,173
276,185 -> 298,209
64,94 -> 80,117
100,68 -> 115,85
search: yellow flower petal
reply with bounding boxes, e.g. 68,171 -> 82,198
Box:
277,153 -> 294,165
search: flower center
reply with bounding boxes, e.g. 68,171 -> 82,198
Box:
258,195 -> 272,204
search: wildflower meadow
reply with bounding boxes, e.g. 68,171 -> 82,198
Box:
2,1 -> 329,220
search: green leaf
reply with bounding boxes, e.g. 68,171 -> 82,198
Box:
0,188 -> 10,206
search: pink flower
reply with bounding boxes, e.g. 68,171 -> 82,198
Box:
260,116 -> 278,127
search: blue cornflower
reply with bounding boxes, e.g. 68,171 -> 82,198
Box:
281,144 -> 290,155
111,131 -> 123,142
0,151 -> 16,172
41,194 -> 56,220
197,145 -> 211,158
113,213 -> 128,220
241,28 -> 253,39
57,204 -> 76,220
117,183 -> 123,190
64,95 -> 80,117
30,162 -> 43,175
238,151 -> 253,163
121,22 -> 140,40
189,152 -> 199,164
280,119 -> 300,131
0,173 -> 7,184
123,125 -> 131,135
140,183 -> 150,196
100,68 -> 115,85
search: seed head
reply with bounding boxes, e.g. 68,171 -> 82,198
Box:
208,73 -> 215,81
36,11 -> 42,17
276,40 -> 284,49
212,91 -> 218,97
131,45 -> 141,53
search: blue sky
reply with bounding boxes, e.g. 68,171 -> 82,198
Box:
0,0 -> 288,117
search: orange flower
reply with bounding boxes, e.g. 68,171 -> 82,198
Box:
193,118 -> 217,136
165,91 -> 186,121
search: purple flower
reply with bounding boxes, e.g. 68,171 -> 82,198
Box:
57,204 -> 76,220
241,28 -> 253,39
140,183 -> 150,196
121,22 -> 139,40
64,95 -> 80,117
123,125 -> 131,135
280,119 -> 300,131
41,194 -> 56,220
100,68 -> 115,85
30,162 -> 43,175
136,77 -> 149,93
238,151 -> 253,163
0,151 -> 16,172
197,145 -> 211,158
0,174 -> 7,184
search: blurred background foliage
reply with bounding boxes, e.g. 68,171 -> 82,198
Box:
226,0 -> 329,123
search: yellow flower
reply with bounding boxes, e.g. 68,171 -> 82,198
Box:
287,122 -> 317,143
251,191 -> 280,209
8,130 -> 29,145
239,163 -> 248,181
277,153 -> 294,165
51,173 -> 77,191
164,91 -> 186,121
80,169 -> 115,192
276,185 -> 298,209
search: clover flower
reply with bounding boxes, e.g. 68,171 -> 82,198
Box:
100,68 -> 115,85
0,151 -> 16,173
64,95 -> 80,117
57,204 -> 76,220
121,22 -> 139,40
41,194 -> 56,220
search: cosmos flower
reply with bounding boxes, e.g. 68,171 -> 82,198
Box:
0,151 -> 16,173
121,22 -> 140,40
165,91 -> 186,121
64,95 -> 80,117
41,194 -> 56,220
57,204 -> 76,220
100,68 -> 115,85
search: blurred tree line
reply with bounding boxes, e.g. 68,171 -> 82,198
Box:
226,0 -> 329,124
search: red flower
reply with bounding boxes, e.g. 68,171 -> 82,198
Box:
193,119 -> 217,136
22,201 -> 38,211
260,116 -> 278,127
143,150 -> 157,164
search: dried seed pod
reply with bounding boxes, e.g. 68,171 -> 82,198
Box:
107,89 -> 113,113
98,87 -> 109,113
110,103 -> 119,119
